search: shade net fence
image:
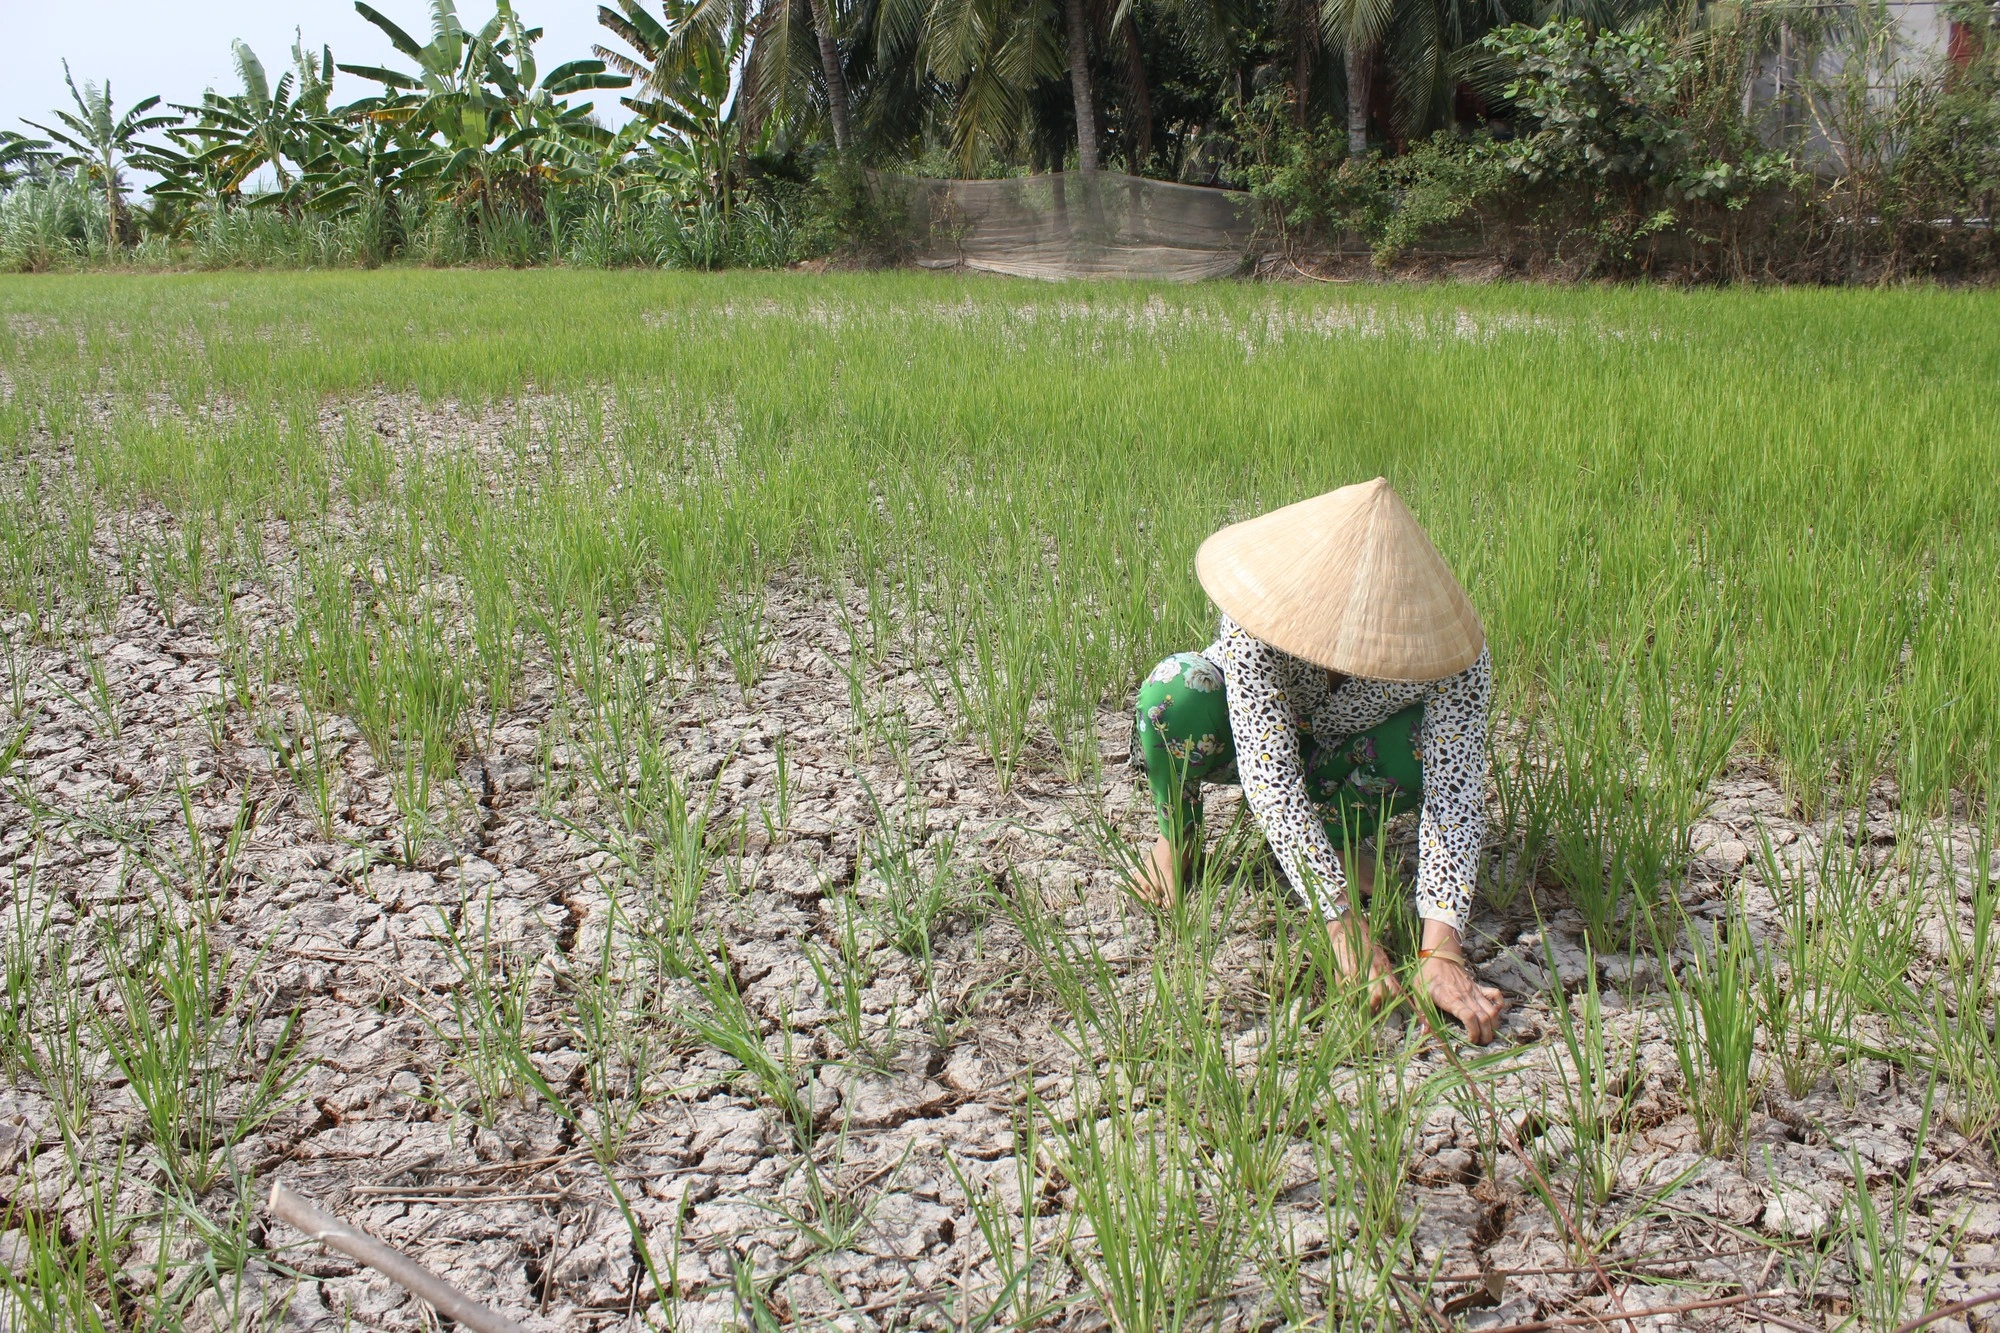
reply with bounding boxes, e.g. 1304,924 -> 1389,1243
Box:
879,171 -> 1268,282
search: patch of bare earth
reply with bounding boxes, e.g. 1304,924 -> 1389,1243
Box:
1,397 -> 1995,1332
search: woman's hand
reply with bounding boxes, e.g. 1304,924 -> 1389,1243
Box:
1416,922 -> 1507,1045
1326,911 -> 1400,1011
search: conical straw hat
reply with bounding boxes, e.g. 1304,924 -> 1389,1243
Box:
1195,478 -> 1484,682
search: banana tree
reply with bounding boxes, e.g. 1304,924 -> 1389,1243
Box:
339,0 -> 629,213
169,40 -> 329,200
25,63 -> 181,250
596,0 -> 756,208
294,111 -> 433,216
0,132 -> 56,189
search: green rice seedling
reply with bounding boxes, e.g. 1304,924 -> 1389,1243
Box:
683,940 -> 818,1150
1650,902 -> 1758,1155
1041,603 -> 1109,787
258,697 -> 341,843
857,776 -> 966,968
1818,835 -> 1926,1046
653,760 -> 728,943
1911,817 -> 2000,1150
45,648 -> 120,740
828,613 -> 880,754
0,857 -> 53,1077
1485,727 -> 1555,914
500,1012 -> 685,1324
92,908 -> 305,1194
6,900 -> 95,1146
462,533 -> 522,723
806,931 -> 901,1072
659,514 -> 721,679
0,1151 -> 133,1333
861,568 -> 898,667
772,729 -> 792,828
1745,539 -> 1913,820
966,594 -> 1041,793
1543,654 -> 1682,953
154,1163 -> 278,1327
1535,936 -> 1638,1217
423,891 -> 538,1123
949,1123 -> 1072,1330
1046,1060 -> 1249,1332
0,632 -> 30,719
1746,826 -> 1866,1100
1162,848 -> 1335,1193
1843,1079 -> 1952,1331
1003,872 -> 1165,1078
727,1252 -> 785,1332
165,775 -> 256,925
83,646 -> 119,738
338,415 -> 396,504
748,1095 -> 881,1258
719,586 -> 770,699
295,565 -> 469,865
1314,1021 -> 1437,1324
564,896 -> 660,1165
564,703 -> 727,967
1633,593 -> 1745,841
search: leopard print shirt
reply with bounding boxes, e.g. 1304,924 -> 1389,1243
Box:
1205,615 -> 1491,930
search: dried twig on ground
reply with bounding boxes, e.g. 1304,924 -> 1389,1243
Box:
268,1182 -> 532,1333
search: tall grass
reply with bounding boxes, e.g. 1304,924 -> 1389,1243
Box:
5,273 -> 1990,815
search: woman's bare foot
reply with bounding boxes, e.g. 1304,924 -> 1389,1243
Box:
1130,836 -> 1186,909
1326,911 -> 1399,1011
1415,921 -> 1507,1044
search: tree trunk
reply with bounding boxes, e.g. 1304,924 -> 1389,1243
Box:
1294,40 -> 1313,126
1064,0 -> 1100,172
102,152 -> 118,253
809,0 -> 854,154
1289,0 -> 1315,127
1345,41 -> 1373,158
1121,15 -> 1153,170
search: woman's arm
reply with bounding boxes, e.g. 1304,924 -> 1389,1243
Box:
1212,623 -> 1350,918
1414,646 -> 1492,931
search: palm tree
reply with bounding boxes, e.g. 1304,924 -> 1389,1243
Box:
1324,0 -> 1386,154
807,0 -> 858,151
1064,0 -> 1102,169
25,63 -> 180,250
890,0 -> 1103,171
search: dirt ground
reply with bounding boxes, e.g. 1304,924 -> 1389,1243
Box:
2,397 -> 1998,1332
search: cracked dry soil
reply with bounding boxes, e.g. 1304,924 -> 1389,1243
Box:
3,402 -> 1999,1333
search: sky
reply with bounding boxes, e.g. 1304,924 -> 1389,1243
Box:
4,0 -> 631,157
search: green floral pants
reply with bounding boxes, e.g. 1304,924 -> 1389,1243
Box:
1134,651 -> 1426,856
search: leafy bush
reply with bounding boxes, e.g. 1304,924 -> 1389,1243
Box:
1241,18 -> 1808,273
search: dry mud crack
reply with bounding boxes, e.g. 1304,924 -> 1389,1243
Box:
1,398 -> 1997,1332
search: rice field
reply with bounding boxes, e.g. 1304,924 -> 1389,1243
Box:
0,270 -> 1996,1332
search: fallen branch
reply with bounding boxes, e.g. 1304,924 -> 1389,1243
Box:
1481,1291 -> 1764,1331
1894,1288 -> 2000,1333
268,1181 -> 531,1333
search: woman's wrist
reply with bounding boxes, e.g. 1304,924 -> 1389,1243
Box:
1419,918 -> 1462,951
